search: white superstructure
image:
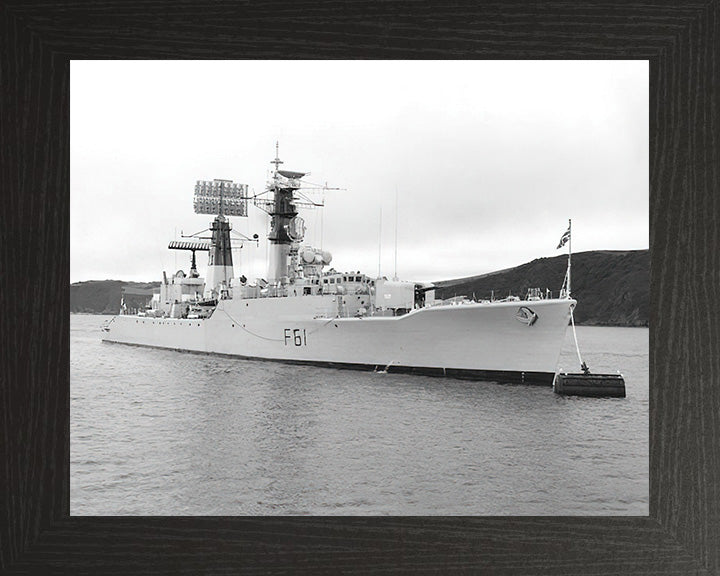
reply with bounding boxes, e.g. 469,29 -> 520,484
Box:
102,146 -> 575,385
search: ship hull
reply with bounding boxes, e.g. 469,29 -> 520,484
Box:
102,297 -> 575,385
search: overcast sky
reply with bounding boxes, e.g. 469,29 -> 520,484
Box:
71,60 -> 648,285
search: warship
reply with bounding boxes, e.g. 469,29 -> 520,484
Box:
102,146 -> 576,385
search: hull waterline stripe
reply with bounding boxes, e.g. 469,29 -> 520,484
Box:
101,339 -> 555,386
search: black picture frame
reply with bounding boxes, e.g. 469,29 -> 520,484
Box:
2,1 -> 718,574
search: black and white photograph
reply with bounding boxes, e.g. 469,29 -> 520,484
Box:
70,60 -> 649,516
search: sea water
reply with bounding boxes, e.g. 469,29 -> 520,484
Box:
70,315 -> 648,515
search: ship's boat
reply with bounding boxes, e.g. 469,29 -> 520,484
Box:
102,146 -> 576,385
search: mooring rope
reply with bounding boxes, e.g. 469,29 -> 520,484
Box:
569,306 -> 585,370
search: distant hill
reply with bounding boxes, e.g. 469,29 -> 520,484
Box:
70,281 -> 160,314
71,250 -> 648,325
434,250 -> 649,326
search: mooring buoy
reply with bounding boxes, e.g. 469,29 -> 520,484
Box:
553,371 -> 626,397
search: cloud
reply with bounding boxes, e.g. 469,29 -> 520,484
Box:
71,60 -> 648,283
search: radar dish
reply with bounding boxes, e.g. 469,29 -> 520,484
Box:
277,170 -> 306,179
287,216 -> 306,241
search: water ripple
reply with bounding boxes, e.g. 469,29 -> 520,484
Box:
71,315 -> 648,516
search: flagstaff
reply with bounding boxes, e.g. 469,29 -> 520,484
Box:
557,220 -> 572,299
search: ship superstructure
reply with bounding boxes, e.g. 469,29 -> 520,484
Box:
102,145 -> 576,385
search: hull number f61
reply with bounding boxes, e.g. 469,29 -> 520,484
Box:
284,328 -> 307,346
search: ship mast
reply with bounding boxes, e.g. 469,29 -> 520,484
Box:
271,141 -> 283,172
252,143 -> 339,283
192,178 -> 249,299
567,218 -> 572,297
265,143 -> 305,282
393,186 -> 399,281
